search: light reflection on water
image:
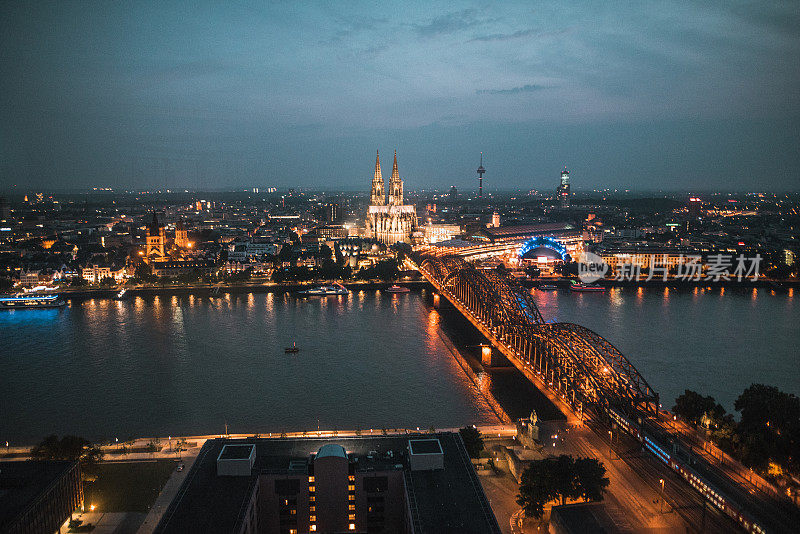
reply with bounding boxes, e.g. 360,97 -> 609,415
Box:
0,291 -> 496,443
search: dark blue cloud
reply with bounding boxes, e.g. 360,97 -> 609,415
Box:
0,1 -> 797,192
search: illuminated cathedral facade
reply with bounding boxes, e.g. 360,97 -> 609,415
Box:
365,150 -> 417,245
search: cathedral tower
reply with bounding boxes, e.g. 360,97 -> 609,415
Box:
388,150 -> 403,206
146,211 -> 166,260
370,150 -> 385,206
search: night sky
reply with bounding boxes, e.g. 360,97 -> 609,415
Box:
1,1 -> 798,192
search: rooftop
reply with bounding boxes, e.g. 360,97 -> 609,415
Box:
0,461 -> 76,529
155,433 -> 501,534
483,222 -> 577,240
408,439 -> 443,455
218,444 -> 254,460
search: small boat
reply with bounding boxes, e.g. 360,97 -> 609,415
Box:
386,285 -> 410,293
114,288 -> 130,300
284,342 -> 299,353
298,283 -> 348,296
570,282 -> 606,292
0,293 -> 66,310
538,284 -> 559,291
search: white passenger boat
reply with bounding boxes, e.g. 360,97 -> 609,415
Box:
298,283 -> 349,296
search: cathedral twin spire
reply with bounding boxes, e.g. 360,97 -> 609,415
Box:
370,149 -> 403,206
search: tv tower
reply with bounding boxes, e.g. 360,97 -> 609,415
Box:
477,152 -> 486,198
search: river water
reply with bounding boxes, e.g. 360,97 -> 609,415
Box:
0,286 -> 797,444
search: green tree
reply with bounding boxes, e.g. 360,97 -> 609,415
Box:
673,390 -> 720,426
459,426 -> 485,458
517,455 -> 608,518
31,435 -> 103,475
573,457 -> 610,502
734,384 -> 800,472
32,435 -> 88,460
517,458 -> 559,518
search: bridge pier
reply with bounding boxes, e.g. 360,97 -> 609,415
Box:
481,345 -> 496,367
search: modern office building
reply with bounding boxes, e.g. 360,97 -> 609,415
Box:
154,433 -> 500,534
0,460 -> 83,534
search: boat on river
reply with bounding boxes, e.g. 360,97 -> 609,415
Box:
386,285 -> 410,293
284,342 -> 300,353
298,284 -> 349,296
0,293 -> 66,309
570,282 -> 606,292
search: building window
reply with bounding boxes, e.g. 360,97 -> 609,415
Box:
310,515 -> 316,522
348,484 -> 355,491
349,504 -> 355,511
310,526 -> 316,532
349,475 -> 355,482
308,476 -> 315,483
349,524 -> 356,531
309,496 -> 315,502
349,494 -> 355,501
349,514 -> 356,520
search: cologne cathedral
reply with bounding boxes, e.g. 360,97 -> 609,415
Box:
365,150 -> 417,245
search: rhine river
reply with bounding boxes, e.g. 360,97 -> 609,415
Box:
1,286 -> 798,444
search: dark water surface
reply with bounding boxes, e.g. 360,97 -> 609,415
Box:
1,286 -> 797,444
0,290 -> 496,444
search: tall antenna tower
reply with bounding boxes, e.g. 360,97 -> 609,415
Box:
477,152 -> 486,198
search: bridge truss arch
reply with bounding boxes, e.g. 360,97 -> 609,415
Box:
417,253 -> 658,417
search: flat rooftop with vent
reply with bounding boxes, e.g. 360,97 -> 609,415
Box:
154,432 -> 501,534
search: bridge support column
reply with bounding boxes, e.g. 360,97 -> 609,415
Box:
481,345 -> 495,367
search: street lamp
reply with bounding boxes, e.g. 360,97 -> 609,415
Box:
608,430 -> 616,459
659,478 -> 665,513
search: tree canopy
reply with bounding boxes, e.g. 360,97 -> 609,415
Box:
674,384 -> 800,476
459,426 -> 484,459
517,455 -> 609,518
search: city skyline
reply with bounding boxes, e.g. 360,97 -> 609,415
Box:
2,1 -> 799,192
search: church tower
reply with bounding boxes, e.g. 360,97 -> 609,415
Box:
388,150 -> 403,206
146,212 -> 166,260
174,218 -> 189,249
370,150 -> 385,206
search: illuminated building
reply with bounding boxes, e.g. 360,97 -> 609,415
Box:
174,218 -> 189,249
491,211 -> 500,228
365,150 -> 417,245
150,259 -> 215,278
145,212 -> 166,261
423,224 -> 462,244
556,167 -> 570,208
154,433 -> 500,534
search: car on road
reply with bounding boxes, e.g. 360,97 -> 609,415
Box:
176,464 -> 184,472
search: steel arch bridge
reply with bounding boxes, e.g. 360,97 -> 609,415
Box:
417,254 -> 659,417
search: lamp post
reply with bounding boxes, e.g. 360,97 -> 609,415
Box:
659,478 -> 665,513
608,430 -> 616,459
